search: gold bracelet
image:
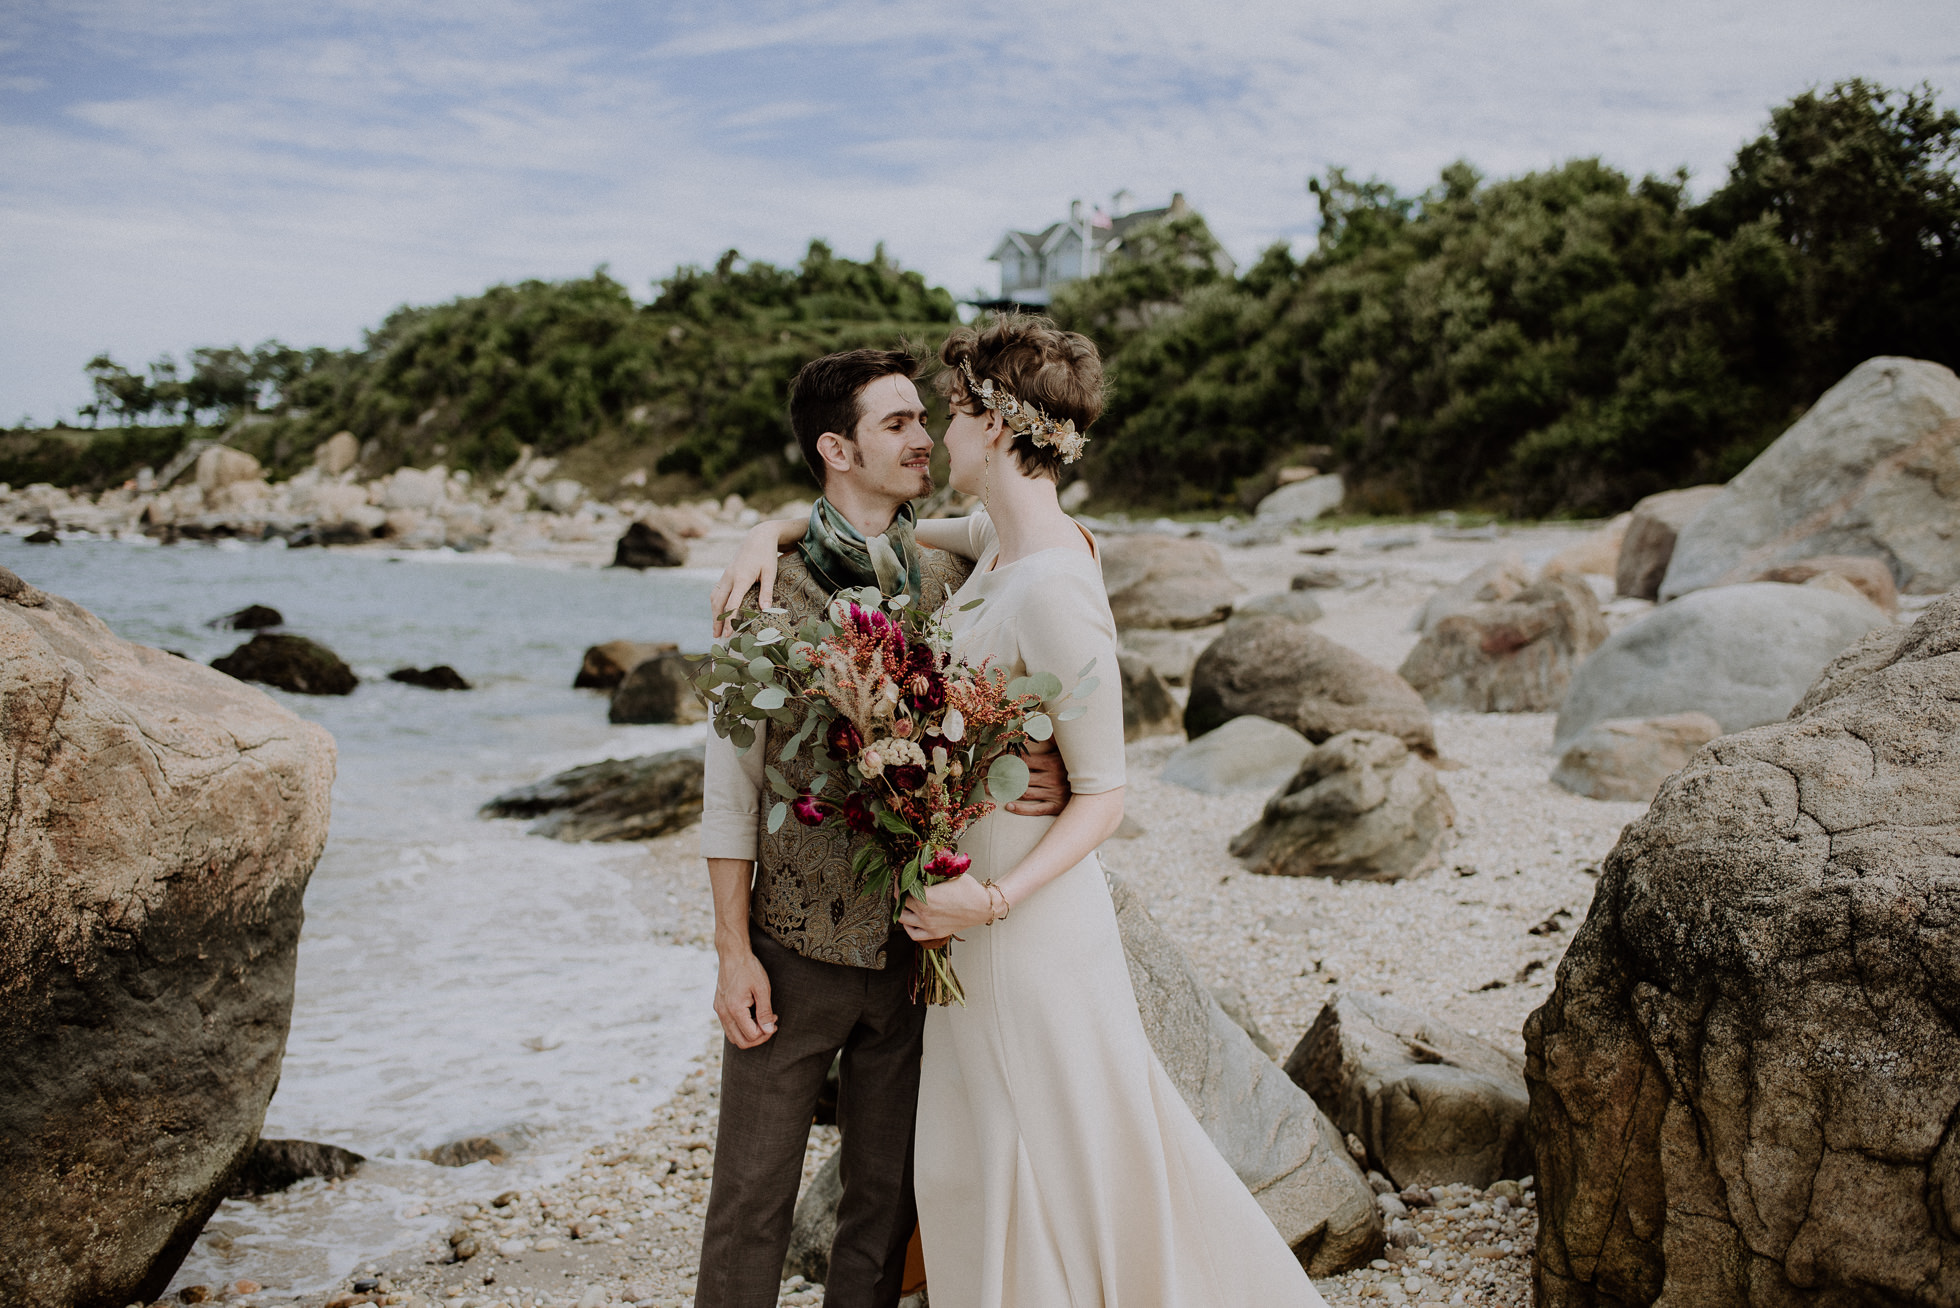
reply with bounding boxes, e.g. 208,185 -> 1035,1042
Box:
983,880 -> 1011,925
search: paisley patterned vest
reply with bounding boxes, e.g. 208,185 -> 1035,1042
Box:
746,547 -> 974,970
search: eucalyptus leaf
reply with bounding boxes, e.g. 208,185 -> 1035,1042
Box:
1030,671 -> 1063,700
960,597 -> 985,611
809,773 -> 829,795
1077,657 -> 1099,679
765,766 -> 796,800
755,628 -> 783,645
753,686 -> 788,710
1005,676 -> 1036,698
1025,713 -> 1053,742
986,753 -> 1031,804
1071,675 -> 1100,700
767,801 -> 788,834
747,656 -> 775,682
1057,704 -> 1088,721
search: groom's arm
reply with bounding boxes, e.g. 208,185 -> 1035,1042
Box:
702,720 -> 776,1048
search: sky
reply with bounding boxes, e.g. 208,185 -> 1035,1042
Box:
2,1 -> 1956,424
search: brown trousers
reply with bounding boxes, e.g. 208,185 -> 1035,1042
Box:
696,927 -> 925,1308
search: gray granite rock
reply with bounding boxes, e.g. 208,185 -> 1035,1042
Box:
1399,572 -> 1608,713
1111,876 -> 1382,1273
1101,534 -> 1245,630
1527,590 -> 1960,1307
1552,581 -> 1890,753
1549,711 -> 1722,803
0,569 -> 334,1306
1229,731 -> 1454,882
1413,554 -> 1532,634
1161,715 -> 1315,795
1186,616 -> 1436,757
1285,992 -> 1532,1190
1615,485 -> 1722,600
1255,473 -> 1346,523
1660,356 -> 1960,600
480,746 -> 706,842
1119,651 -> 1182,741
609,650 -> 709,725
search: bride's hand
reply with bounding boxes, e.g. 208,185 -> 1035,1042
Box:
900,877 -> 996,941
711,518 -> 806,638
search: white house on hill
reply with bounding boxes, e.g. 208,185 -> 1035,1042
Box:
985,191 -> 1223,308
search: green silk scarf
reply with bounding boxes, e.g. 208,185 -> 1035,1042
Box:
799,497 -> 925,600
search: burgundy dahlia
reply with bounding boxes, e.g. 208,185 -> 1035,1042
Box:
826,717 -> 865,760
923,850 -> 971,879
841,793 -> 875,834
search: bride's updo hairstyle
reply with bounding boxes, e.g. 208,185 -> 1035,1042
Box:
937,315 -> 1105,482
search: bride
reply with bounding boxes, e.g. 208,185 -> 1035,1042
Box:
717,317 -> 1328,1307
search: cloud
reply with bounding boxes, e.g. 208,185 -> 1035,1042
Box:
2,0 -> 1957,420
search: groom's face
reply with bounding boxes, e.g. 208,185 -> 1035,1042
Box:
824,373 -> 934,502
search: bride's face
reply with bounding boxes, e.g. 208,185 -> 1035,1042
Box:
943,394 -> 1001,497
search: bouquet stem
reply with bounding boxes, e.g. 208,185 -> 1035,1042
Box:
915,942 -> 966,1007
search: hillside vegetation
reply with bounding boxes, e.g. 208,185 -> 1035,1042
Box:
29,80 -> 1958,518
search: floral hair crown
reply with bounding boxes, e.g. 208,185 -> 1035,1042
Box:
957,359 -> 1088,464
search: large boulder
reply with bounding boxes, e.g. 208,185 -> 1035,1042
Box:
1614,485 -> 1722,600
1110,876 -> 1381,1272
1549,711 -> 1722,803
1118,627 -> 1210,686
1101,534 -> 1245,630
611,520 -> 688,569
608,652 -> 707,725
1540,513 -> 1628,582
313,430 -> 360,475
1284,992 -> 1532,1190
1228,731 -> 1454,881
1228,590 -> 1325,628
1186,616 -> 1436,757
536,478 -> 586,514
1749,553 -> 1899,614
193,445 -> 261,493
1552,582 -> 1890,754
1161,715 -> 1315,795
574,640 -> 677,691
1660,356 -> 1960,600
480,747 -> 706,842
1118,651 -> 1181,741
1412,554 -> 1532,634
1254,473 -> 1345,523
0,567 -> 334,1306
211,632 -> 359,696
783,1148 -> 847,1285
1525,592 -> 1960,1308
1397,572 -> 1608,712
378,466 -> 447,512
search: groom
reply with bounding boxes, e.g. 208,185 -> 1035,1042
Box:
696,348 -> 1069,1308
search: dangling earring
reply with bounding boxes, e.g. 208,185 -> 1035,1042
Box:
981,447 -> 993,508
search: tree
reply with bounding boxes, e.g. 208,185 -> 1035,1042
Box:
84,354 -> 154,426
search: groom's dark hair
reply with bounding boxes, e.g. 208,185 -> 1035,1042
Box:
789,348 -> 919,488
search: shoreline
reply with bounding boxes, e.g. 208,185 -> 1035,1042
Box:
100,513 -> 1642,1307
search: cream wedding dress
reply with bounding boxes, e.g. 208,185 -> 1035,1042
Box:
915,513 -> 1327,1307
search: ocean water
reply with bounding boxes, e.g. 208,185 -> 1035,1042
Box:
0,535 -> 725,1295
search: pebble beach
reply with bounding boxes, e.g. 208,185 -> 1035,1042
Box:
133,516 -> 1644,1308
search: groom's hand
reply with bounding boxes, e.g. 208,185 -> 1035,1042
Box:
1008,746 -> 1070,816
715,947 -> 778,1049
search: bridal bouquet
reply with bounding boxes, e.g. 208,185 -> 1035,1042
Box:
699,585 -> 1094,1005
